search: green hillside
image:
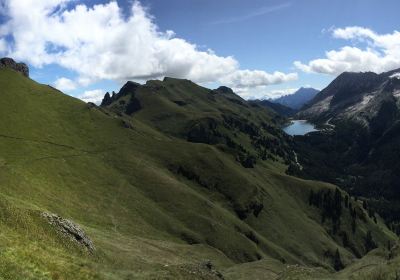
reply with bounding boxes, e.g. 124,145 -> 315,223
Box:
0,67 -> 397,279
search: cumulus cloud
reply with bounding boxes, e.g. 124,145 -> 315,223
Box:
53,77 -> 76,91
231,86 -> 299,100
221,70 -> 297,88
78,89 -> 104,104
265,88 -> 298,98
0,0 -> 297,93
295,26 -> 400,75
0,38 -> 7,53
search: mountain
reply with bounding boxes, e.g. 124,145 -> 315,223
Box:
0,59 -> 398,279
298,69 -> 400,125
271,87 -> 319,110
249,99 -> 296,117
294,68 -> 400,229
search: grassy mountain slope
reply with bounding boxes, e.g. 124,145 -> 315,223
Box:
0,67 -> 397,279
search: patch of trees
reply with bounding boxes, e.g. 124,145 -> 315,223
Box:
252,135 -> 291,162
286,162 -> 302,177
388,222 -> 400,236
222,115 -> 293,163
362,200 -> 378,223
309,188 -> 343,234
364,230 -> 377,253
236,152 -> 256,168
333,249 -> 344,271
222,115 -> 259,137
293,120 -> 400,228
309,189 -> 381,256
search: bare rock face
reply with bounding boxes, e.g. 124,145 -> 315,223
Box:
41,212 -> 95,252
0,57 -> 29,77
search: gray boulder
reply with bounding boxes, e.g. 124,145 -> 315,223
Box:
41,212 -> 95,252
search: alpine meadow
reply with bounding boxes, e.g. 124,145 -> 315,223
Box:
0,1 -> 400,279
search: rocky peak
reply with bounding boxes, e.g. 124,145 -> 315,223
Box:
0,57 -> 29,77
101,81 -> 141,107
214,86 -> 235,95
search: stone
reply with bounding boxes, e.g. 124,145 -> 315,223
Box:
41,212 -> 95,252
0,57 -> 29,77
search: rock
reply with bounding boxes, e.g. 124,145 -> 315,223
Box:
100,92 -> 112,106
214,86 -> 234,95
199,260 -> 224,279
41,212 -> 95,252
86,102 -> 97,109
0,57 -> 29,77
178,260 -> 224,279
121,119 -> 134,129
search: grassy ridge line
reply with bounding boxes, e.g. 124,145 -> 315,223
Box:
0,68 -> 396,279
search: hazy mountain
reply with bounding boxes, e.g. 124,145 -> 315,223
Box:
0,59 -> 397,279
271,87 -> 319,109
249,99 -> 296,117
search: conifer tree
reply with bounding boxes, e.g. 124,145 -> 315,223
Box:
365,230 -> 377,252
333,249 -> 344,271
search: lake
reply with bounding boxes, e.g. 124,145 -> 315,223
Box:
283,120 -> 318,136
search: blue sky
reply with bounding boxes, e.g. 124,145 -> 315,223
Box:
1,0 -> 399,102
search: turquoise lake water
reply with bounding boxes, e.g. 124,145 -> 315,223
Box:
283,120 -> 318,136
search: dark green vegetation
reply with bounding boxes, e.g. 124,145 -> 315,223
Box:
294,68 -> 400,232
0,63 -> 399,279
249,99 -> 296,117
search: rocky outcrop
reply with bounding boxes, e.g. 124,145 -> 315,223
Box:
213,86 -> 235,95
0,57 -> 29,77
41,212 -> 95,252
177,260 -> 224,279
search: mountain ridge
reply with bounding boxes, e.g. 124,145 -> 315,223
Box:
0,62 -> 398,279
270,87 -> 319,110
293,67 -> 400,232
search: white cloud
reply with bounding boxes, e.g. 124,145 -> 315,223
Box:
265,88 -> 298,98
0,0 -> 297,93
295,26 -> 400,75
221,70 -> 297,88
390,72 -> 400,79
78,89 -> 104,104
0,38 -> 7,53
231,86 -> 298,100
53,77 -> 76,91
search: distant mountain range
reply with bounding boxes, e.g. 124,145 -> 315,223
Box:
270,87 -> 319,110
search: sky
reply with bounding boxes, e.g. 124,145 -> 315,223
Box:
0,0 -> 399,103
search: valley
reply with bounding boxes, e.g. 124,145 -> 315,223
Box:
0,60 -> 399,279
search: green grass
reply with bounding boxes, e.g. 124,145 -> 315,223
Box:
0,68 -> 397,279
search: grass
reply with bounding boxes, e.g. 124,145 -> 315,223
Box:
0,68 -> 397,279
